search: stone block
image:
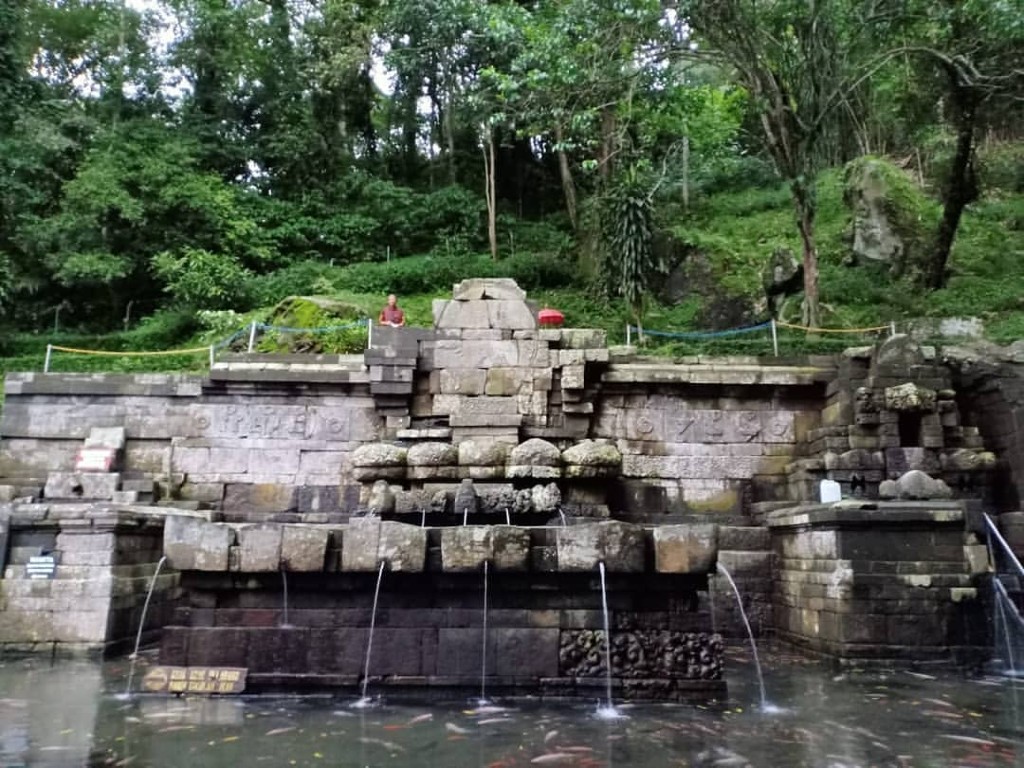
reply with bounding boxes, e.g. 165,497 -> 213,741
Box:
238,525 -> 283,572
653,525 -> 719,574
164,515 -> 233,571
85,426 -> 127,450
433,340 -> 519,369
440,526 -> 531,571
559,329 -> 607,349
281,526 -> 329,571
223,483 -> 297,513
556,521 -> 645,572
485,367 -> 530,396
440,368 -> 487,395
494,628 -> 559,678
562,364 -> 586,389
44,472 -> 121,500
487,300 -> 536,330
340,519 -> 426,572
453,278 -> 527,301
436,299 -> 491,329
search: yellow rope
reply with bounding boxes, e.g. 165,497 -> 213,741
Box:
776,320 -> 891,334
49,345 -> 210,357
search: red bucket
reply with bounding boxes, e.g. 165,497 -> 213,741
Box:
538,308 -> 564,328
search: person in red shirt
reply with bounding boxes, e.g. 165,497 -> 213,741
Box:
378,294 -> 406,327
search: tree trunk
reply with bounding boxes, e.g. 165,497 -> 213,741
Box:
928,91 -> 979,290
598,107 -> 616,182
554,123 -> 578,231
483,129 -> 498,261
791,179 -> 821,328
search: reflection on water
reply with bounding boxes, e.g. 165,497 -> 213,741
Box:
1,648 -> 1022,767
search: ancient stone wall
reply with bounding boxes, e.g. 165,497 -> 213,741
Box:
768,502 -> 988,662
0,506 -> 176,655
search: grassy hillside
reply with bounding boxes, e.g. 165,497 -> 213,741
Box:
2,166 -> 1022,392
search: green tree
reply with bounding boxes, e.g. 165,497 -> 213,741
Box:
683,0 -> 895,327
602,168 -> 659,328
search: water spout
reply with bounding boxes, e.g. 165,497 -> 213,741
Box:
505,507 -> 511,526
463,508 -> 468,526
123,555 -> 167,698
559,508 -> 567,527
421,508 -> 426,528
479,560 -> 490,705
280,568 -> 292,628
355,560 -> 386,707
716,562 -> 767,709
596,562 -> 622,719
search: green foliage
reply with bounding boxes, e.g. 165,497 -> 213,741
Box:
153,247 -> 253,310
332,251 -> 577,297
601,170 -> 659,323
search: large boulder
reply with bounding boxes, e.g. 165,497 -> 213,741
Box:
843,156 -> 932,272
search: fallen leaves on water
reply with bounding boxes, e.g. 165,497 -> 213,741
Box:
221,736 -> 240,743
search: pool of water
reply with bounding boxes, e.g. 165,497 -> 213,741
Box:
1,648 -> 1021,767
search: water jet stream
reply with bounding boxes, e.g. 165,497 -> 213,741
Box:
716,561 -> 766,708
596,562 -> 619,717
124,555 -> 167,697
480,559 -> 490,704
357,560 -> 387,705
280,568 -> 291,627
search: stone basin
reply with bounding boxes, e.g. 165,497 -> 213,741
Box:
440,525 -> 531,571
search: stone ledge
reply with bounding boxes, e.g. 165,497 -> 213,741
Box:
603,363 -> 832,386
766,500 -> 965,529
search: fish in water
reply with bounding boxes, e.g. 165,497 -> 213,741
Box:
531,754 -> 577,765
695,747 -> 751,767
446,722 -> 470,735
478,718 -> 513,725
358,737 -> 405,752
940,735 -> 996,746
543,730 -> 559,745
407,714 -> 433,725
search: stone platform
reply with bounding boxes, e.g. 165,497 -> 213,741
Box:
767,500 -> 989,664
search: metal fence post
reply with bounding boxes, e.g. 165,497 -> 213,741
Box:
626,324 -> 632,347
367,319 -> 373,350
770,319 -> 779,357
247,321 -> 258,353
44,344 -> 53,373
208,345 -> 215,367
889,321 -> 897,337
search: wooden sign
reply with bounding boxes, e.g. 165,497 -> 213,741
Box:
27,555 -> 57,580
141,666 -> 248,694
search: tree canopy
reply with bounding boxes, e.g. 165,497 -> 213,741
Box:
0,0 -> 1021,332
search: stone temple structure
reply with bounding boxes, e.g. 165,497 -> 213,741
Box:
0,278 -> 1015,697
